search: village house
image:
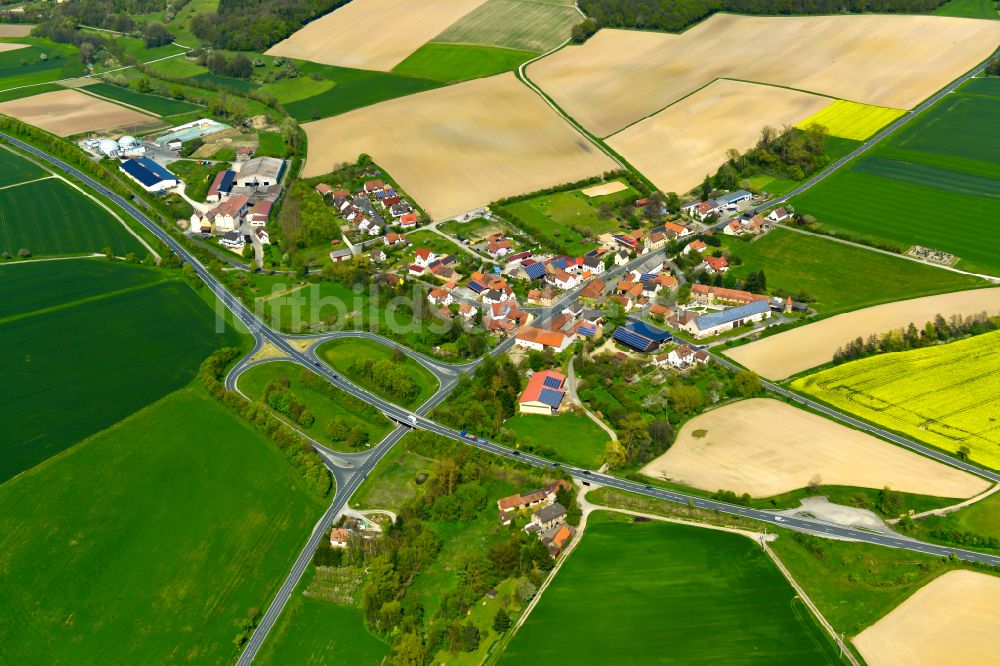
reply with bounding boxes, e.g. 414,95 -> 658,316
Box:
364,179 -> 384,194
531,503 -> 567,531
370,248 -> 386,263
497,481 -> 570,514
684,239 -> 707,255
767,206 -> 791,222
330,247 -> 353,263
518,369 -> 567,416
315,183 -> 333,197
246,200 -> 271,227
255,227 -> 269,245
399,212 -> 418,228
384,232 -> 408,246
413,248 -> 437,268
487,238 -> 514,258
702,255 -> 730,273
690,284 -> 768,305
668,344 -> 709,368
205,195 -> 249,233
551,269 -> 579,290
329,527 -> 351,548
515,326 -> 571,353
579,278 -> 605,300
614,249 -> 630,266
542,524 -> 575,558
681,199 -> 720,221
218,231 -> 244,251
458,303 -> 476,320
427,287 -> 453,307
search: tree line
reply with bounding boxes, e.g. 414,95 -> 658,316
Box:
576,0 -> 947,36
832,311 -> 1000,364
191,0 -> 350,51
348,356 -> 421,405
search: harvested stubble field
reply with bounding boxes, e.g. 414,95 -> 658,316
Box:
0,88 -> 156,136
793,331 -> 1000,470
528,13 -> 1000,137
640,399 -> 987,499
0,43 -> 26,53
853,571 -> 1000,666
607,79 -> 830,193
266,0 -> 487,71
431,0 -> 581,53
301,73 -> 616,218
725,288 -> 1000,380
796,99 -> 906,141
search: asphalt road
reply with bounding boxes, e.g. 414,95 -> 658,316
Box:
8,131 -> 1000,664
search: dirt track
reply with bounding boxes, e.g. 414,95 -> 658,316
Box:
301,73 -> 616,218
608,80 -> 830,193
725,288 -> 1000,380
0,89 -> 157,136
528,14 -> 1000,137
640,399 -> 989,499
854,571 -> 1000,666
265,0 -> 487,71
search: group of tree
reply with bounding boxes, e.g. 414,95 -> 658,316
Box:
431,355 -> 522,439
714,123 -> 830,187
191,0 -> 350,51
262,373 -> 315,427
576,0 -> 947,35
348,355 -> 420,405
196,49 -> 254,80
988,57 -> 1000,77
832,311 -> 1000,364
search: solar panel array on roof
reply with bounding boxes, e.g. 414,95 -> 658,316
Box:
577,326 -> 596,337
626,320 -> 673,342
218,170 -> 235,193
468,281 -> 486,293
695,299 -> 770,330
613,326 -> 656,352
523,262 -> 547,280
537,388 -> 565,408
136,156 -> 176,181
542,375 -> 563,389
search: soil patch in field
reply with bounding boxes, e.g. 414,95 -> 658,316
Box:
0,25 -> 33,37
640,398 -> 988,499
607,79 -> 830,193
725,288 -> 1000,380
0,89 -> 158,136
854,570 -> 1000,666
266,0 -> 487,71
528,13 -> 1000,137
301,73 -> 616,218
580,181 -> 627,197
0,43 -> 28,53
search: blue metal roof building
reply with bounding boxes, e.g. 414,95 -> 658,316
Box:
694,299 -> 770,334
626,320 -> 673,342
522,262 -> 547,280
612,326 -> 657,352
119,157 -> 177,192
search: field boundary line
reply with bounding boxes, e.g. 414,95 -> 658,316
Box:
0,174 -> 56,190
0,51 -> 189,95
763,542 -> 860,665
775,224 -> 1000,282
0,276 -> 173,325
75,88 -> 163,118
0,252 -> 104,266
890,482 -> 1000,523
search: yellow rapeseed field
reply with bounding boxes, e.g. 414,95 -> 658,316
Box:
796,99 -> 906,140
792,330 -> 1000,469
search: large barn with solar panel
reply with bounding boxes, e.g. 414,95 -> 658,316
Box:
518,370 -> 567,416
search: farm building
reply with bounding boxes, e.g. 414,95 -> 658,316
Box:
497,480 -> 570,514
612,320 -> 673,352
531,502 -> 567,531
118,157 -> 177,192
207,170 -> 235,202
518,370 -> 567,416
714,190 -> 752,210
234,157 -> 284,188
674,300 -> 771,338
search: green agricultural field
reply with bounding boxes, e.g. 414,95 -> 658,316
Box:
256,130 -> 288,157
792,331 -> 1000,470
0,262 -> 243,483
0,143 -> 45,187
433,0 -> 580,53
144,54 -> 208,79
933,0 -> 1000,18
504,188 -> 627,255
188,70 -> 260,93
317,338 -> 438,409
505,412 -> 609,469
0,386 -> 325,664
280,62 -> 442,122
393,43 -> 537,82
82,81 -> 201,117
256,570 -> 389,666
238,361 -> 393,450
0,82 -> 62,103
722,229 -> 983,314
0,177 -> 146,257
502,512 -> 844,664
792,82 -> 1000,274
0,39 -> 82,89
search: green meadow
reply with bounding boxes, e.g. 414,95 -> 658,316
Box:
502,512 -> 845,664
317,337 -> 438,409
82,81 -> 201,117
792,80 -> 1000,275
0,143 -> 45,186
0,386 -> 325,664
393,43 -> 537,82
0,38 -> 82,89
504,412 -> 609,469
721,228 -> 983,314
0,261 -> 242,482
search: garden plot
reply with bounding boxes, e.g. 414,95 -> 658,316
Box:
640,399 -> 988,499
527,13 -> 1000,137
301,73 -> 616,218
